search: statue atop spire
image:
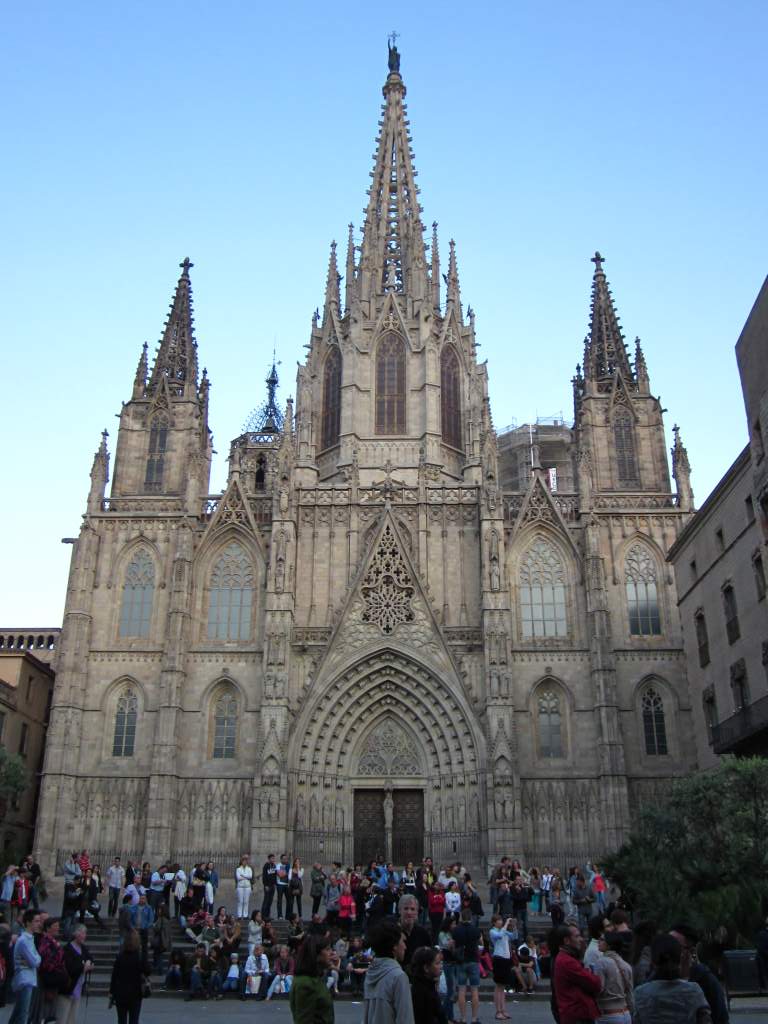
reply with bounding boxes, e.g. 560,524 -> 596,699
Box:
388,31 -> 401,73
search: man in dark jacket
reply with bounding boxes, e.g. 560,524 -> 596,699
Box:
552,924 -> 602,1024
398,895 -> 431,968
59,924 -> 94,1023
261,855 -> 277,918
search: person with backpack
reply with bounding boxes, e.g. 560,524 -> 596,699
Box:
452,909 -> 481,1024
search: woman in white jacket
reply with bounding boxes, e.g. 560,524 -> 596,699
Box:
236,856 -> 254,919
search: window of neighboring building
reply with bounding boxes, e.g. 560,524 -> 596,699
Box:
212,690 -> 238,759
207,543 -> 254,641
641,686 -> 668,756
723,584 -> 740,644
519,538 -> 568,639
375,333 -> 406,435
25,676 -> 33,703
702,687 -> 717,742
0,710 -> 5,745
625,545 -> 661,636
537,686 -> 564,758
18,722 -> 29,757
694,610 -> 710,668
715,527 -> 725,553
730,659 -> 749,711
613,410 -> 639,486
320,348 -> 342,451
112,689 -> 138,757
689,558 -> 697,581
118,548 -> 155,638
753,550 -> 766,602
440,345 -> 462,450
745,495 -> 755,524
144,415 -> 168,492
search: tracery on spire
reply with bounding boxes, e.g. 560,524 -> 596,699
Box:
242,359 -> 284,438
583,252 -> 634,386
147,258 -> 198,398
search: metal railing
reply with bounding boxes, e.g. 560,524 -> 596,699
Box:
712,693 -> 768,755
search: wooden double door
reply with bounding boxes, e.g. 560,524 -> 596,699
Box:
353,788 -> 424,865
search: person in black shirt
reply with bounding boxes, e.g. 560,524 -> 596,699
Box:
398,895 -> 432,969
453,909 -> 481,1024
261,856 -> 277,919
411,946 -> 448,1024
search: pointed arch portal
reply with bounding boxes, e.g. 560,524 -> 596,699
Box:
288,650 -> 486,867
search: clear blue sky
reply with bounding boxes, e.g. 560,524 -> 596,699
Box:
1,0 -> 766,625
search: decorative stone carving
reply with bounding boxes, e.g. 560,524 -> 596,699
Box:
361,524 -> 415,634
358,718 -> 420,776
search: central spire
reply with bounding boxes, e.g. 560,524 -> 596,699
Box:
357,40 -> 429,304
584,252 -> 634,382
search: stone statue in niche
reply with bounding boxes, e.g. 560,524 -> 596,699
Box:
268,791 -> 279,820
383,787 -> 394,830
489,529 -> 501,591
296,793 -> 306,828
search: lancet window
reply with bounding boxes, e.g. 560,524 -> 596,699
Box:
112,688 -> 138,757
519,538 -> 567,638
375,333 -> 406,435
321,348 -> 342,450
537,686 -> 564,758
625,545 -> 661,635
641,685 -> 668,755
614,410 -> 639,486
145,415 -> 168,492
212,688 -> 238,759
207,543 -> 254,641
441,345 -> 462,450
118,548 -> 155,638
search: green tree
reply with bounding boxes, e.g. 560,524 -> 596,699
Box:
604,756 -> 768,943
0,745 -> 27,803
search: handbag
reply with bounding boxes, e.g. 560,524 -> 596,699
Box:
141,977 -> 152,998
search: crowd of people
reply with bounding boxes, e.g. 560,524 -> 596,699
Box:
1,848 -> 766,1024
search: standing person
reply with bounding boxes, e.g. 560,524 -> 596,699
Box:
324,875 -> 342,928
276,855 -> 291,920
634,934 -> 711,1024
289,935 -> 335,1024
288,859 -> 304,920
9,910 -> 42,1024
310,863 -> 327,917
410,946 -> 447,1024
572,873 -> 595,933
540,866 -> 553,912
592,931 -> 633,1024
453,908 -> 481,1024
235,856 -> 253,920
60,924 -> 94,1024
669,924 -> 728,1024
489,915 -> 520,1021
106,858 -> 125,919
172,865 -> 187,919
128,895 -> 154,964
427,884 -> 446,940
363,919 -> 415,1024
551,923 -> 602,1024
38,917 -> 67,1023
398,894 -> 431,968
109,929 -> 150,1024
261,855 -> 277,918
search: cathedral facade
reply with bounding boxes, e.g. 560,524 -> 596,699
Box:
36,51 -> 698,876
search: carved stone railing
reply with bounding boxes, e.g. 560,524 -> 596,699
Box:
503,493 -> 579,523
0,630 -> 60,653
202,495 -> 273,524
593,493 -> 677,510
444,627 -> 483,647
292,627 -> 332,647
101,497 -> 184,513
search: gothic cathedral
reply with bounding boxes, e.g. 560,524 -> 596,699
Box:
36,49 -> 698,876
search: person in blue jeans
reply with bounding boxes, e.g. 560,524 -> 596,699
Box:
9,910 -> 42,1024
452,909 -> 481,1024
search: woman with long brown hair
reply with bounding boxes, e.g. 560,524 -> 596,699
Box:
289,936 -> 334,1024
109,929 -> 150,1024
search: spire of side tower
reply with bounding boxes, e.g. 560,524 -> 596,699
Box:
430,222 -> 441,312
147,257 -> 199,399
132,342 -> 148,399
671,423 -> 694,512
445,238 -> 462,314
344,223 -> 357,311
358,39 -> 429,303
583,252 -> 634,383
323,240 -> 340,318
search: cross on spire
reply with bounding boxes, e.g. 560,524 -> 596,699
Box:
180,256 -> 194,274
591,251 -> 605,273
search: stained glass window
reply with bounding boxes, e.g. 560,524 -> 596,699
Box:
113,689 -> 138,757
641,686 -> 668,755
375,333 -> 406,435
538,688 -> 563,758
520,539 -> 567,638
625,545 -> 661,635
145,416 -> 168,492
207,543 -> 254,641
321,348 -> 342,451
441,345 -> 462,449
118,548 -> 155,637
212,690 -> 237,758
614,410 -> 639,486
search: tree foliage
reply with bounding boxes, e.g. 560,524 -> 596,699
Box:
604,757 -> 768,942
0,745 -> 27,801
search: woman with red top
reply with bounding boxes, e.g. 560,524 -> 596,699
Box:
338,885 -> 355,938
591,865 -> 607,914
427,883 -> 446,941
78,851 -> 91,875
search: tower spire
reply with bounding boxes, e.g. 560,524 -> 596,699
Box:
445,238 -> 462,312
344,223 -> 357,311
430,222 -> 440,311
324,240 -> 340,317
358,38 -> 429,303
583,252 -> 634,382
147,257 -> 198,398
243,358 -> 284,436
671,424 -> 694,511
132,342 -> 148,399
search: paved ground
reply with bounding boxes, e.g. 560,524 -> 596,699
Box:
4,994 -> 765,1024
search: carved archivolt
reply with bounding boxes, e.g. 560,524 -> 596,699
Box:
357,717 -> 421,776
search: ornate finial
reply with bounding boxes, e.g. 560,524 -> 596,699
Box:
591,251 -> 604,273
388,31 -> 401,73
180,257 -> 193,275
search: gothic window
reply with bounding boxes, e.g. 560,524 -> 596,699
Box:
694,610 -> 710,668
361,524 -> 414,634
358,719 -> 420,776
254,455 -> 266,491
519,538 -> 567,638
321,348 -> 342,451
641,686 -> 668,756
753,550 -> 766,602
118,548 -> 155,638
375,333 -> 406,435
145,416 -> 168,492
112,689 -> 138,757
625,545 -> 661,636
722,584 -> 740,644
212,689 -> 237,759
440,345 -> 462,450
613,410 -> 639,486
730,659 -> 749,711
537,687 -> 564,758
207,543 -> 254,641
